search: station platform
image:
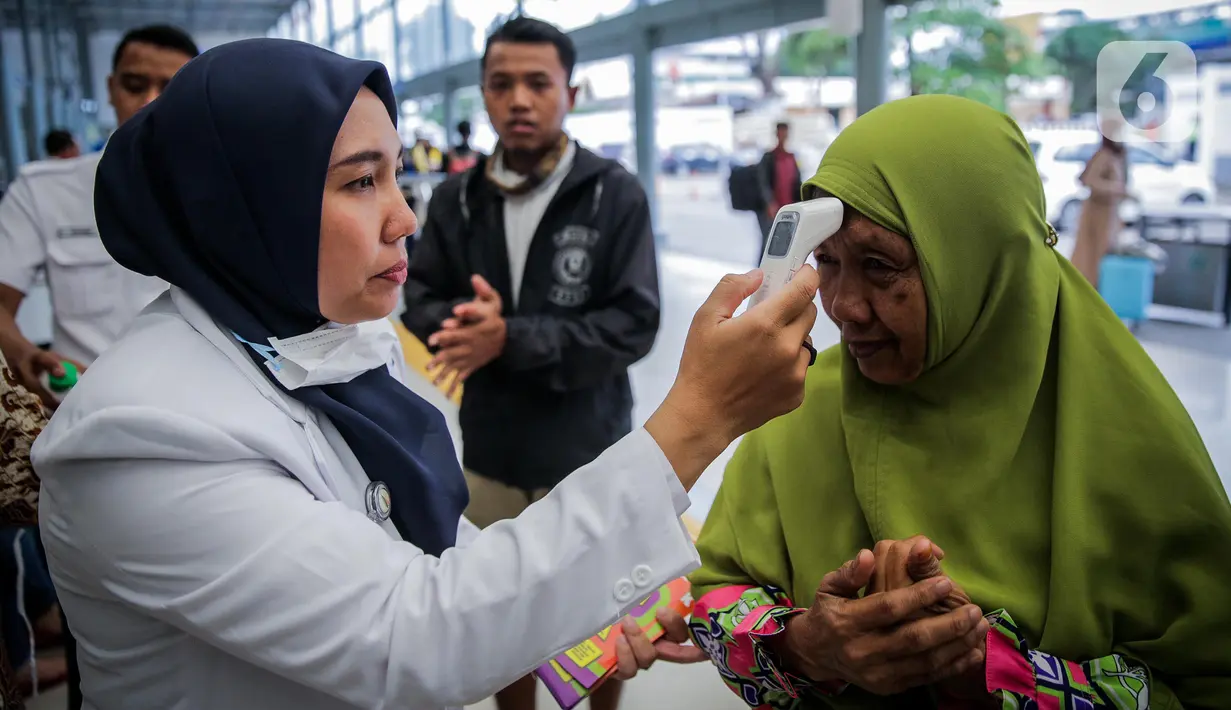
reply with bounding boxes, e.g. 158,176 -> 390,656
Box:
25,188 -> 1231,710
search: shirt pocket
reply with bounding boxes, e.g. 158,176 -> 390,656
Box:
45,234 -> 122,318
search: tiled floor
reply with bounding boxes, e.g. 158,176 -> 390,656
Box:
26,205 -> 1231,710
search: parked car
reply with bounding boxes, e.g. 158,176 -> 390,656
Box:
661,143 -> 727,175
1026,130 -> 1215,231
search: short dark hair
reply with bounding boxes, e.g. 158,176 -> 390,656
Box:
457,120 -> 472,137
776,121 -> 790,131
481,16 -> 576,81
112,25 -> 199,70
44,129 -> 75,156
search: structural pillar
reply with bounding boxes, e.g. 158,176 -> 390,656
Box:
855,0 -> 889,116
440,0 -> 454,145
16,0 -> 41,162
324,0 -> 336,50
391,0 -> 403,82
40,0 -> 58,130
632,26 -> 659,242
76,23 -> 93,102
0,10 -> 18,179
75,22 -> 95,139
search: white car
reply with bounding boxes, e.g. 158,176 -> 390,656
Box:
1026,130 -> 1214,231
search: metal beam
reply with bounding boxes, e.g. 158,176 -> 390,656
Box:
16,0 -> 39,162
855,0 -> 888,115
390,0 -> 402,79
0,6 -> 16,180
395,0 -> 827,100
632,22 -> 657,233
0,0 -> 294,33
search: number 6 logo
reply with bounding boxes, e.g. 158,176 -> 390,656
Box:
1096,41 -> 1197,145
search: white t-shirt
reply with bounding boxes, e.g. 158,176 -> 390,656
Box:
491,141 -> 577,309
0,153 -> 168,365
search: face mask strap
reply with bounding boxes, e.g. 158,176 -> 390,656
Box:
232,332 -> 283,372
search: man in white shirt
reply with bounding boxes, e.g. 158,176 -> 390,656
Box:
0,25 -> 199,407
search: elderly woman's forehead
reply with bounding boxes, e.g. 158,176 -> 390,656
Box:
826,212 -> 908,249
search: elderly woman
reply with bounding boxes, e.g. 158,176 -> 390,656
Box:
688,95 -> 1231,709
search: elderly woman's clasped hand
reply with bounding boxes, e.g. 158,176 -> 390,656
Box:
768,540 -> 989,698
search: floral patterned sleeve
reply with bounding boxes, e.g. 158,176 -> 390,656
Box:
688,585 -> 846,709
952,610 -> 1154,710
0,353 -> 43,526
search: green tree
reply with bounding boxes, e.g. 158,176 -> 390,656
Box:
1044,21 -> 1130,115
778,27 -> 853,108
895,0 -> 1045,112
779,28 -> 852,78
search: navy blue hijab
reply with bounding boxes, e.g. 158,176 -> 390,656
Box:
94,38 -> 468,555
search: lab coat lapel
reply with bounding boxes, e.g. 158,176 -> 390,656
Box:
169,288 -> 342,503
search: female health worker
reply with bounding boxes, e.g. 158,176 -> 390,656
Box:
29,39 -> 870,710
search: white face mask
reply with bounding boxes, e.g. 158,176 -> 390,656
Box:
237,320 -> 400,390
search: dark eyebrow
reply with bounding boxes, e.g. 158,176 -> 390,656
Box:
329,150 -> 386,172
486,70 -> 551,81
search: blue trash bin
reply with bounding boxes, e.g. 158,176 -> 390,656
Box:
1099,255 -> 1154,324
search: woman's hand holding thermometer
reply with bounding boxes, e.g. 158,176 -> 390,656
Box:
750,198 -> 844,308
645,266 -> 819,492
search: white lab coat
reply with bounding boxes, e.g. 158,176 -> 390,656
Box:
34,287 -> 700,710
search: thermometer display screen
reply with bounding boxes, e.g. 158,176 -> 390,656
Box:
766,217 -> 798,258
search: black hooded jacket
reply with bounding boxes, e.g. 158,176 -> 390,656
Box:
402,146 -> 660,490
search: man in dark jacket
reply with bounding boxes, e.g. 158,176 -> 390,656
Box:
756,121 -> 804,256
401,17 -> 659,710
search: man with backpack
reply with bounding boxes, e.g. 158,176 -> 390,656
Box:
728,121 -> 803,260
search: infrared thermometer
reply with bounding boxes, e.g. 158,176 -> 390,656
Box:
749,197 -> 844,307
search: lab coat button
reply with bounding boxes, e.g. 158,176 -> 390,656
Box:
632,564 -> 653,587
614,578 -> 636,603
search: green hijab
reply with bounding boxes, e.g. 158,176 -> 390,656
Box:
691,95 -> 1231,708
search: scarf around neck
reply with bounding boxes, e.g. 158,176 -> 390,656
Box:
485,133 -> 571,196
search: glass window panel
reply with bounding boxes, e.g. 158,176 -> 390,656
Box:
399,93 -> 446,146
311,0 -> 330,46
360,0 -> 388,15
362,7 -> 396,72
564,55 -> 634,166
394,0 -> 430,80
335,30 -> 357,57
397,0 -> 497,74
520,0 -> 634,32
448,0 -> 517,62
334,0 -> 357,34
293,2 -> 312,43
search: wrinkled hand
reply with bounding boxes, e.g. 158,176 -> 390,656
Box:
867,537 -> 991,703
10,345 -> 84,410
867,536 -> 971,617
612,607 -> 707,680
427,275 -> 506,397
769,549 -> 987,697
